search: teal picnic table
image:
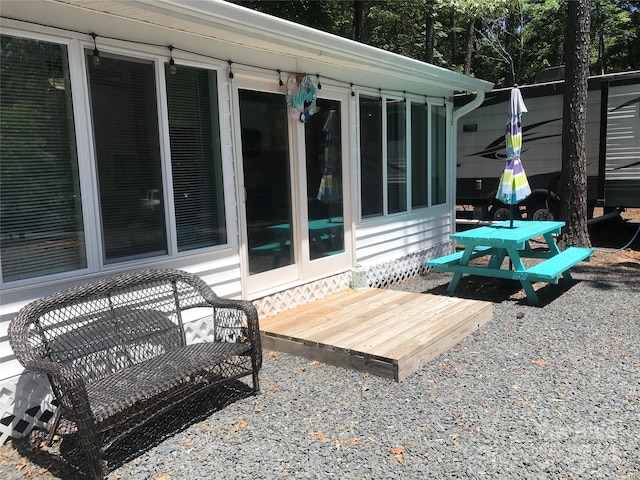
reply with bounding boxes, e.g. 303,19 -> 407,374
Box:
426,220 -> 594,303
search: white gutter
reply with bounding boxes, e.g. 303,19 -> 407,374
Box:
450,90 -> 488,230
452,90 -> 486,123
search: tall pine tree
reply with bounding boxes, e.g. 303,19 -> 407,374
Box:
559,0 -> 591,248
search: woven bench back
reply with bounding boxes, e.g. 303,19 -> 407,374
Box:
10,269 -> 219,385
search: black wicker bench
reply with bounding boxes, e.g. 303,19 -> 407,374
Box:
9,269 -> 261,479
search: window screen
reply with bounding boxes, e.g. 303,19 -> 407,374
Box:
431,105 -> 447,205
411,103 -> 429,208
359,96 -> 383,217
387,99 -> 407,213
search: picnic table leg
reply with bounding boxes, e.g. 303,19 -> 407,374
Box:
506,247 -> 539,303
543,231 -> 575,281
543,232 -> 561,255
447,273 -> 462,293
446,246 -> 477,293
487,248 -> 507,269
561,270 -> 574,281
519,281 -> 539,303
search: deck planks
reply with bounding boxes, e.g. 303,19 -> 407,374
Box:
260,288 -> 493,381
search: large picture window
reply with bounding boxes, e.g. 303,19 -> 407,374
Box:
0,33 -> 227,285
0,35 -> 85,282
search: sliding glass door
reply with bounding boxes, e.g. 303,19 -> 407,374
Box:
237,83 -> 350,294
301,98 -> 346,266
239,89 -> 296,284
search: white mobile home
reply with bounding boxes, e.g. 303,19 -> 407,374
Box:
0,0 -> 492,441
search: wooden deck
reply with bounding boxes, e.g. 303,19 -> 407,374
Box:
260,288 -> 493,381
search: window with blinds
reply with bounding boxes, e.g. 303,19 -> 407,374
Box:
1,36 -> 228,285
87,53 -> 167,263
0,35 -> 86,282
165,64 -> 226,251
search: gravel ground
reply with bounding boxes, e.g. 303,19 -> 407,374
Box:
1,219 -> 639,479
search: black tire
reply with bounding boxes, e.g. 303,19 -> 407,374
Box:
488,204 -> 520,221
528,203 -> 554,221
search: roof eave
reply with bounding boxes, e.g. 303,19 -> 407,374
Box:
134,0 -> 493,93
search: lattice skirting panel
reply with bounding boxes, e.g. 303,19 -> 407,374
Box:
0,373 -> 56,444
254,271 -> 353,319
367,241 -> 455,288
253,241 -> 454,318
0,242 -> 453,443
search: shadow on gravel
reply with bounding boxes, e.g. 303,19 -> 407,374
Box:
589,217 -> 640,251
422,274 -> 580,307
573,263 -> 640,293
11,380 -> 254,478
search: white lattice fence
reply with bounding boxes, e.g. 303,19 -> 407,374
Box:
0,374 -> 56,443
254,272 -> 352,319
253,242 -> 454,318
367,241 -> 454,288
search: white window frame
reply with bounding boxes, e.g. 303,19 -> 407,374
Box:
356,89 -> 448,224
0,26 -> 232,289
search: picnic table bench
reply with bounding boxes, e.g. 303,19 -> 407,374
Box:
8,269 -> 262,479
426,221 -> 594,303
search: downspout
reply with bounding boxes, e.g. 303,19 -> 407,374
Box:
450,90 -> 486,230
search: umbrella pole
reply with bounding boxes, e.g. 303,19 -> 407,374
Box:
510,204 -> 514,228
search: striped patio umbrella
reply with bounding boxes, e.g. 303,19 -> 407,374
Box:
496,87 -> 531,227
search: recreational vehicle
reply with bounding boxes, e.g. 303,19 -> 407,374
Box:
456,70 -> 640,221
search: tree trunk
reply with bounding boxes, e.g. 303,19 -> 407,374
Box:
354,1 -> 369,43
463,20 -> 475,75
505,12 -> 515,86
559,0 -> 591,249
425,6 -> 435,64
450,11 -> 458,66
598,29 -> 606,75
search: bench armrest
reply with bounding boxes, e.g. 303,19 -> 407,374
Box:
23,359 -> 93,416
204,296 -> 262,370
